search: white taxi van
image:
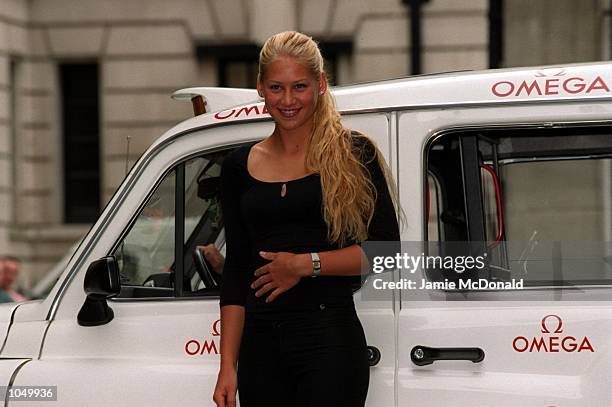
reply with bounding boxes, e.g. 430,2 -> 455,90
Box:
0,62 -> 611,406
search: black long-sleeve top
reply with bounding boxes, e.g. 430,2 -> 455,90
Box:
219,134 -> 400,314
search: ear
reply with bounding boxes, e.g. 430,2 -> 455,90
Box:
318,72 -> 328,95
256,80 -> 264,98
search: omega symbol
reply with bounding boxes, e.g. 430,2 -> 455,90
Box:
540,314 -> 563,334
534,68 -> 566,77
212,319 -> 221,336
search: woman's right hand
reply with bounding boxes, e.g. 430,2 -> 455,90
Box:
213,366 -> 238,407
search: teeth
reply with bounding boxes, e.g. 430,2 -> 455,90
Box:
280,109 -> 298,117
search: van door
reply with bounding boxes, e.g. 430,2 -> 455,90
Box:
343,113 -> 397,406
396,105 -> 612,407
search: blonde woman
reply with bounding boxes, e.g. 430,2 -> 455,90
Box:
213,31 -> 400,407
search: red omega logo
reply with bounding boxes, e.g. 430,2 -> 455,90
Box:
214,104 -> 269,120
512,315 -> 594,353
184,319 -> 222,356
212,319 -> 221,336
491,70 -> 610,98
540,314 -> 563,334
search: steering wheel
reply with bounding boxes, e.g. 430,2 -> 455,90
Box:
193,248 -> 221,289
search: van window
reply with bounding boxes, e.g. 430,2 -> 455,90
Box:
182,152 -> 226,294
426,127 -> 612,287
116,171 -> 176,287
112,147 -> 235,298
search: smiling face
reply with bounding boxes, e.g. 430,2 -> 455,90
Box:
257,56 -> 327,136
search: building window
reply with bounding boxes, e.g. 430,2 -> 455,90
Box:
488,0 -> 504,68
219,59 -> 259,88
197,44 -> 259,88
319,40 -> 353,86
60,63 -> 100,224
196,40 -> 353,88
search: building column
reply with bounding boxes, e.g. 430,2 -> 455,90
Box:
249,0 -> 297,45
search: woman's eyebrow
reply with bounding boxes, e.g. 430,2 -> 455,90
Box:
267,78 -> 309,84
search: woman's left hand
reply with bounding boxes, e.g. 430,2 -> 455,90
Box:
252,251 -> 312,302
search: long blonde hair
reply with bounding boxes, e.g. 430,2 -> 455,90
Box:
259,31 -> 403,247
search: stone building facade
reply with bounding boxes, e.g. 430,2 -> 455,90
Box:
0,0 -> 605,288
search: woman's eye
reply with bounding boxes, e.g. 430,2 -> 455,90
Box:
269,85 -> 281,91
295,84 -> 307,89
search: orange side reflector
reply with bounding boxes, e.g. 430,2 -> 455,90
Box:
191,95 -> 206,116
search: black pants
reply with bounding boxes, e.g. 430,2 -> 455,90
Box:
237,303 -> 370,407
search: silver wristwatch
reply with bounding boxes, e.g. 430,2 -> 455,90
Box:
310,252 -> 321,277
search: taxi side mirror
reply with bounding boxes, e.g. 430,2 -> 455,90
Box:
77,256 -> 121,327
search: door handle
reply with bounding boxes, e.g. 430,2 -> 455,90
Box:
367,346 -> 381,366
410,345 -> 484,366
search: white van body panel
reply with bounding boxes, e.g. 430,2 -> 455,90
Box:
12,123 -> 271,406
396,101 -> 612,406
0,358 -> 31,406
0,304 -> 20,351
151,62 -> 612,156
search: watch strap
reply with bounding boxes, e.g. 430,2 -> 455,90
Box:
310,252 -> 321,277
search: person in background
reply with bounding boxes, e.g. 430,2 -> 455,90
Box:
0,257 -> 26,302
0,258 -> 15,303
